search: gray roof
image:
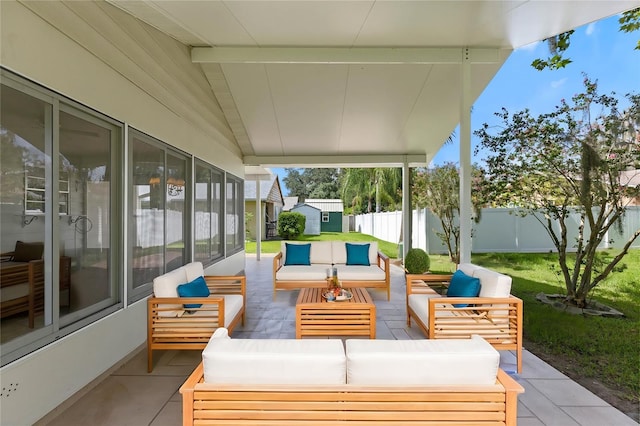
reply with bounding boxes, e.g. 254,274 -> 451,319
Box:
244,176 -> 284,205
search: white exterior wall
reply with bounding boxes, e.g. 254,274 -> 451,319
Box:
0,2 -> 244,425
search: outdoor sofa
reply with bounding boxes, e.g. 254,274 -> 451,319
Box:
180,328 -> 524,425
273,240 -> 391,300
147,261 -> 245,372
406,263 -> 523,373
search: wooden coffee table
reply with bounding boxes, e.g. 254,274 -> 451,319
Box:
295,287 -> 376,339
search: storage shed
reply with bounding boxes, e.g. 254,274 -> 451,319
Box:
290,203 -> 321,236
304,199 -> 344,233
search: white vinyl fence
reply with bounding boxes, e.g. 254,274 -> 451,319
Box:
354,206 -> 640,255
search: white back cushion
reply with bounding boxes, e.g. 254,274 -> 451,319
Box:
310,241 -> 333,264
184,261 -> 204,281
152,267 -> 187,317
475,268 -> 512,298
457,263 -> 479,277
346,335 -> 499,386
203,332 -> 346,385
332,241 -> 348,264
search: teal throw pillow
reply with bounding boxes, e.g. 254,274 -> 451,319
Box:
446,270 -> 481,308
177,276 -> 210,309
284,243 -> 311,266
346,243 -> 370,266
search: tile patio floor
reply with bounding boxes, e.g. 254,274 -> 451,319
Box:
36,254 -> 638,426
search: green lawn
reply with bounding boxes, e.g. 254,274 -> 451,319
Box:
245,232 -> 399,259
247,234 -> 639,407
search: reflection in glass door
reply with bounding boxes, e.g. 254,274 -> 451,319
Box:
59,109 -> 117,319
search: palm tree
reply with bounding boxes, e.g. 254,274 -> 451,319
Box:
340,167 -> 401,213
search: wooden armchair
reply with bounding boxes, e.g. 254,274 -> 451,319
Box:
147,274 -> 246,372
1,259 -> 44,328
406,272 -> 523,373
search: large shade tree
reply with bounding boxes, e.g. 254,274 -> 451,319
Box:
476,77 -> 640,307
283,168 -> 340,201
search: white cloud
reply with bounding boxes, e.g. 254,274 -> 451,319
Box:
551,78 -> 568,89
585,22 -> 596,36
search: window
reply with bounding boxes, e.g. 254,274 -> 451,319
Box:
0,70 -> 122,366
128,129 -> 191,302
322,212 -> 330,222
194,160 -> 223,264
225,174 -> 244,255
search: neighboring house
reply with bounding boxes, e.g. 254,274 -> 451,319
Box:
244,176 -> 284,240
290,203 -> 322,235
304,199 -> 345,233
282,196 -> 298,212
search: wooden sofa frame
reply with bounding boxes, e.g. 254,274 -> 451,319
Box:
180,362 -> 524,426
147,275 -> 246,372
273,250 -> 391,300
406,273 -> 524,373
0,259 -> 44,328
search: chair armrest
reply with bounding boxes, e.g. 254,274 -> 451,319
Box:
406,273 -> 453,297
273,251 -> 283,271
376,251 -> 389,268
203,275 -> 245,297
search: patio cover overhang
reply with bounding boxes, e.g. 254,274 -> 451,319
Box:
108,0 -> 639,260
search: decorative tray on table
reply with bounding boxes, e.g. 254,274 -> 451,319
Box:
322,289 -> 353,302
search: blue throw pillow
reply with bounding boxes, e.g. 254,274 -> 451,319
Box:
177,276 -> 210,309
346,243 -> 370,266
446,270 -> 481,308
284,243 -> 311,266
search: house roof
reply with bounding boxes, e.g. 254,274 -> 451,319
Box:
305,199 -> 345,213
283,196 -> 299,211
291,203 -> 321,213
244,176 -> 284,205
106,1 -> 637,169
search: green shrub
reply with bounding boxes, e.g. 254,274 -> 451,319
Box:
277,212 -> 306,239
404,248 -> 430,273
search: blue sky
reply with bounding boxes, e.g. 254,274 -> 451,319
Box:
274,13 -> 639,196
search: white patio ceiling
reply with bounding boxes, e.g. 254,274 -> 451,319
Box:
108,1 -> 638,168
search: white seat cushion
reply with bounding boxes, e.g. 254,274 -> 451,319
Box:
345,335 -> 499,386
152,266 -> 187,317
407,293 -> 449,325
187,294 -> 243,327
276,264 -> 331,281
335,265 -> 385,281
202,334 -> 346,385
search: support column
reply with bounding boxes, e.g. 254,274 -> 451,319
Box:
402,159 -> 411,259
459,48 -> 472,264
255,177 -> 261,261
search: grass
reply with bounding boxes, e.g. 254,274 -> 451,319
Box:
247,233 -> 639,407
245,232 -> 399,259
432,249 -> 640,407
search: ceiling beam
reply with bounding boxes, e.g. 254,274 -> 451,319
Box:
243,154 -> 427,168
192,47 -> 501,65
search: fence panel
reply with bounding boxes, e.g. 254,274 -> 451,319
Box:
355,207 -> 640,255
